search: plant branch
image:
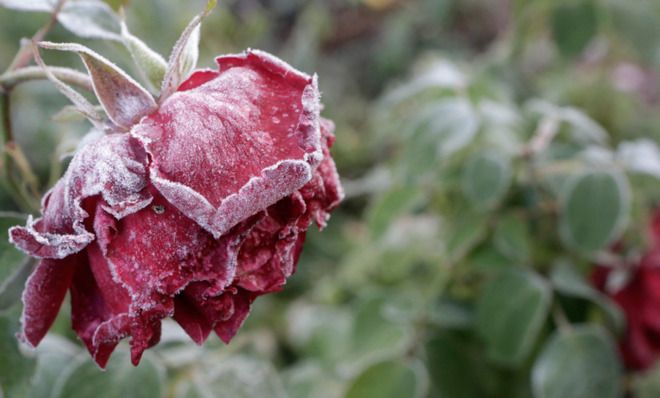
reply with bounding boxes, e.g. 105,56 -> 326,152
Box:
1,92 -> 12,143
0,66 -> 93,91
7,0 -> 68,71
521,116 -> 560,158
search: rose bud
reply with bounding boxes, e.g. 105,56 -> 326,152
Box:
9,48 -> 343,367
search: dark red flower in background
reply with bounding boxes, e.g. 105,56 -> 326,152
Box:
9,50 -> 343,367
592,210 -> 660,371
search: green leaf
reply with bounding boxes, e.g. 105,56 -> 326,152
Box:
58,1 -> 122,41
28,335 -> 80,398
39,41 -> 157,129
552,1 -> 599,57
367,187 -> 421,239
0,258 -> 34,312
52,105 -> 105,123
286,303 -> 352,364
476,268 -> 551,367
345,360 -> 426,398
493,213 -> 531,263
426,332 -> 495,398
102,0 -> 130,11
445,210 -> 489,263
605,0 -> 660,58
461,151 -> 512,209
634,361 -> 660,398
0,305 -> 36,398
0,213 -> 26,280
427,299 -> 473,330
345,296 -> 410,370
550,261 -> 623,332
422,98 -> 479,159
32,45 -> 106,127
0,0 -> 54,11
532,326 -> 622,398
560,107 -> 607,144
282,362 -> 344,398
52,348 -> 164,398
187,356 -> 287,398
559,170 -> 630,253
160,0 -> 216,101
0,213 -> 30,311
617,139 -> 660,178
121,21 -> 168,92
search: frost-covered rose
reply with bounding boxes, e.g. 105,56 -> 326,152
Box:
9,50 -> 343,367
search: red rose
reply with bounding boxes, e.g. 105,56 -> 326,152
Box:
9,50 -> 343,367
592,210 -> 660,371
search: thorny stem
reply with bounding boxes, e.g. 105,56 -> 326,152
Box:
7,0 -> 68,71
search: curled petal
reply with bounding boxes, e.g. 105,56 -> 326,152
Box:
129,307 -> 166,366
9,215 -> 93,259
20,257 -> 77,347
214,288 -> 257,344
71,242 -> 131,368
172,295 -> 212,345
10,133 -> 151,259
236,194 -> 307,292
299,118 -> 344,229
96,191 -> 257,301
177,69 -> 219,92
132,49 -> 323,238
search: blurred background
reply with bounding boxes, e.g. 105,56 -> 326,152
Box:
1,0 -> 660,397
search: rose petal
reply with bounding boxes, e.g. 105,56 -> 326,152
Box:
10,133 -> 151,259
20,257 -> 77,347
214,288 -> 256,344
299,118 -> 344,229
236,194 -> 307,292
177,69 -> 219,92
97,190 -> 256,300
129,308 -> 164,366
173,282 -> 235,344
172,294 -> 212,345
132,49 -> 323,238
70,242 -> 131,368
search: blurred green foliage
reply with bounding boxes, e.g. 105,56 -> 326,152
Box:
1,0 -> 660,397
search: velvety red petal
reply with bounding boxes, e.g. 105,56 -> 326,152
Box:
70,242 -> 131,368
299,118 -> 344,229
98,190 -> 254,301
172,295 -> 212,345
235,194 -> 308,293
132,49 -> 323,238
621,314 -> 656,370
177,69 -> 220,92
129,309 -> 164,366
214,288 -> 256,344
172,282 -> 237,344
20,257 -> 76,347
9,133 -> 151,259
